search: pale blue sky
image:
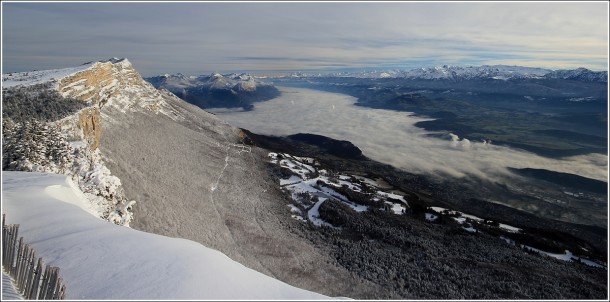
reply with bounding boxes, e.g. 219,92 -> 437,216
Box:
2,1 -> 608,76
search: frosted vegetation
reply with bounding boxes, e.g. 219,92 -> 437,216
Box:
1,84 -> 134,226
268,150 -> 607,299
271,151 -> 605,270
269,152 -> 407,225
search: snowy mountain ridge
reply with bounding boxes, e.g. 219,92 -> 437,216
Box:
3,58 -> 179,117
543,67 -> 608,82
2,58 -> 205,226
2,58 -> 360,298
146,71 -> 274,94
144,71 -> 281,110
284,65 -> 607,82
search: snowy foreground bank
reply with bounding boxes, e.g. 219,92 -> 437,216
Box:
1,171 -> 331,300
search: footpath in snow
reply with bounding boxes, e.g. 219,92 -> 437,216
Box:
1,171 -> 331,300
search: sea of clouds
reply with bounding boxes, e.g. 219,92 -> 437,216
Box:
209,87 -> 607,183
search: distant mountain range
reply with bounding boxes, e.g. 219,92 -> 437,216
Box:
145,72 -> 280,110
543,67 -> 608,83
283,65 -> 608,83
143,65 -> 606,111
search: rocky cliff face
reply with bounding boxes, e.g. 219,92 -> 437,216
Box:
78,108 -> 102,150
59,58 -> 139,106
58,58 -> 167,114
57,58 -> 175,150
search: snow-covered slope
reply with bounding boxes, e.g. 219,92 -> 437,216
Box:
1,171 -> 330,300
2,62 -> 96,89
2,58 -> 375,297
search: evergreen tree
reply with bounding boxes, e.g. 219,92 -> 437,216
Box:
2,118 -> 17,169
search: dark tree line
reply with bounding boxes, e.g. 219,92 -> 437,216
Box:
286,199 -> 607,299
2,83 -> 84,172
2,83 -> 86,123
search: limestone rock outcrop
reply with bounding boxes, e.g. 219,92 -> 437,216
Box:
78,108 -> 102,150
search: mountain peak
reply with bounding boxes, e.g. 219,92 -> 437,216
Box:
102,57 -> 125,63
544,67 -> 607,82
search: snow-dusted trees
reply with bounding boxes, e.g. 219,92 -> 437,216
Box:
2,118 -> 73,173
2,83 -> 81,172
1,83 -> 135,226
305,198 -> 608,299
2,117 -> 135,226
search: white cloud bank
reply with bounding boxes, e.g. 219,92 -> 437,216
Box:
209,87 -> 607,182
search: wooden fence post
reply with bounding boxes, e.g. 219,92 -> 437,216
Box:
7,225 -> 19,274
2,221 -> 7,267
24,250 -> 36,296
45,267 -> 59,300
17,245 -> 26,292
2,214 -> 6,267
53,277 -> 63,299
14,237 -> 24,279
38,265 -> 51,300
16,245 -> 26,292
27,257 -> 43,300
58,283 -> 66,300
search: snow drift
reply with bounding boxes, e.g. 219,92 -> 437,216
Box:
1,171 -> 330,300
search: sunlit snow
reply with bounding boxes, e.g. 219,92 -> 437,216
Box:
1,171 -> 331,300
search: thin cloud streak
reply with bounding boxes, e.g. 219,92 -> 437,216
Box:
2,2 -> 608,76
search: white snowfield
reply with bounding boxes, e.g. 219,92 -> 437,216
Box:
2,62 -> 96,88
1,171 -> 331,300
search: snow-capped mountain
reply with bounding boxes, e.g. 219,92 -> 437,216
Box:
286,65 -> 550,80
284,65 -> 607,82
399,65 -> 552,80
147,72 -> 270,93
145,72 -> 280,110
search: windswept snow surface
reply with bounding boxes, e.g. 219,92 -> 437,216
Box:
2,63 -> 96,88
1,171 -> 330,300
1,271 -> 22,300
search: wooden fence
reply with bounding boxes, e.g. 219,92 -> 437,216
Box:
2,214 -> 66,300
